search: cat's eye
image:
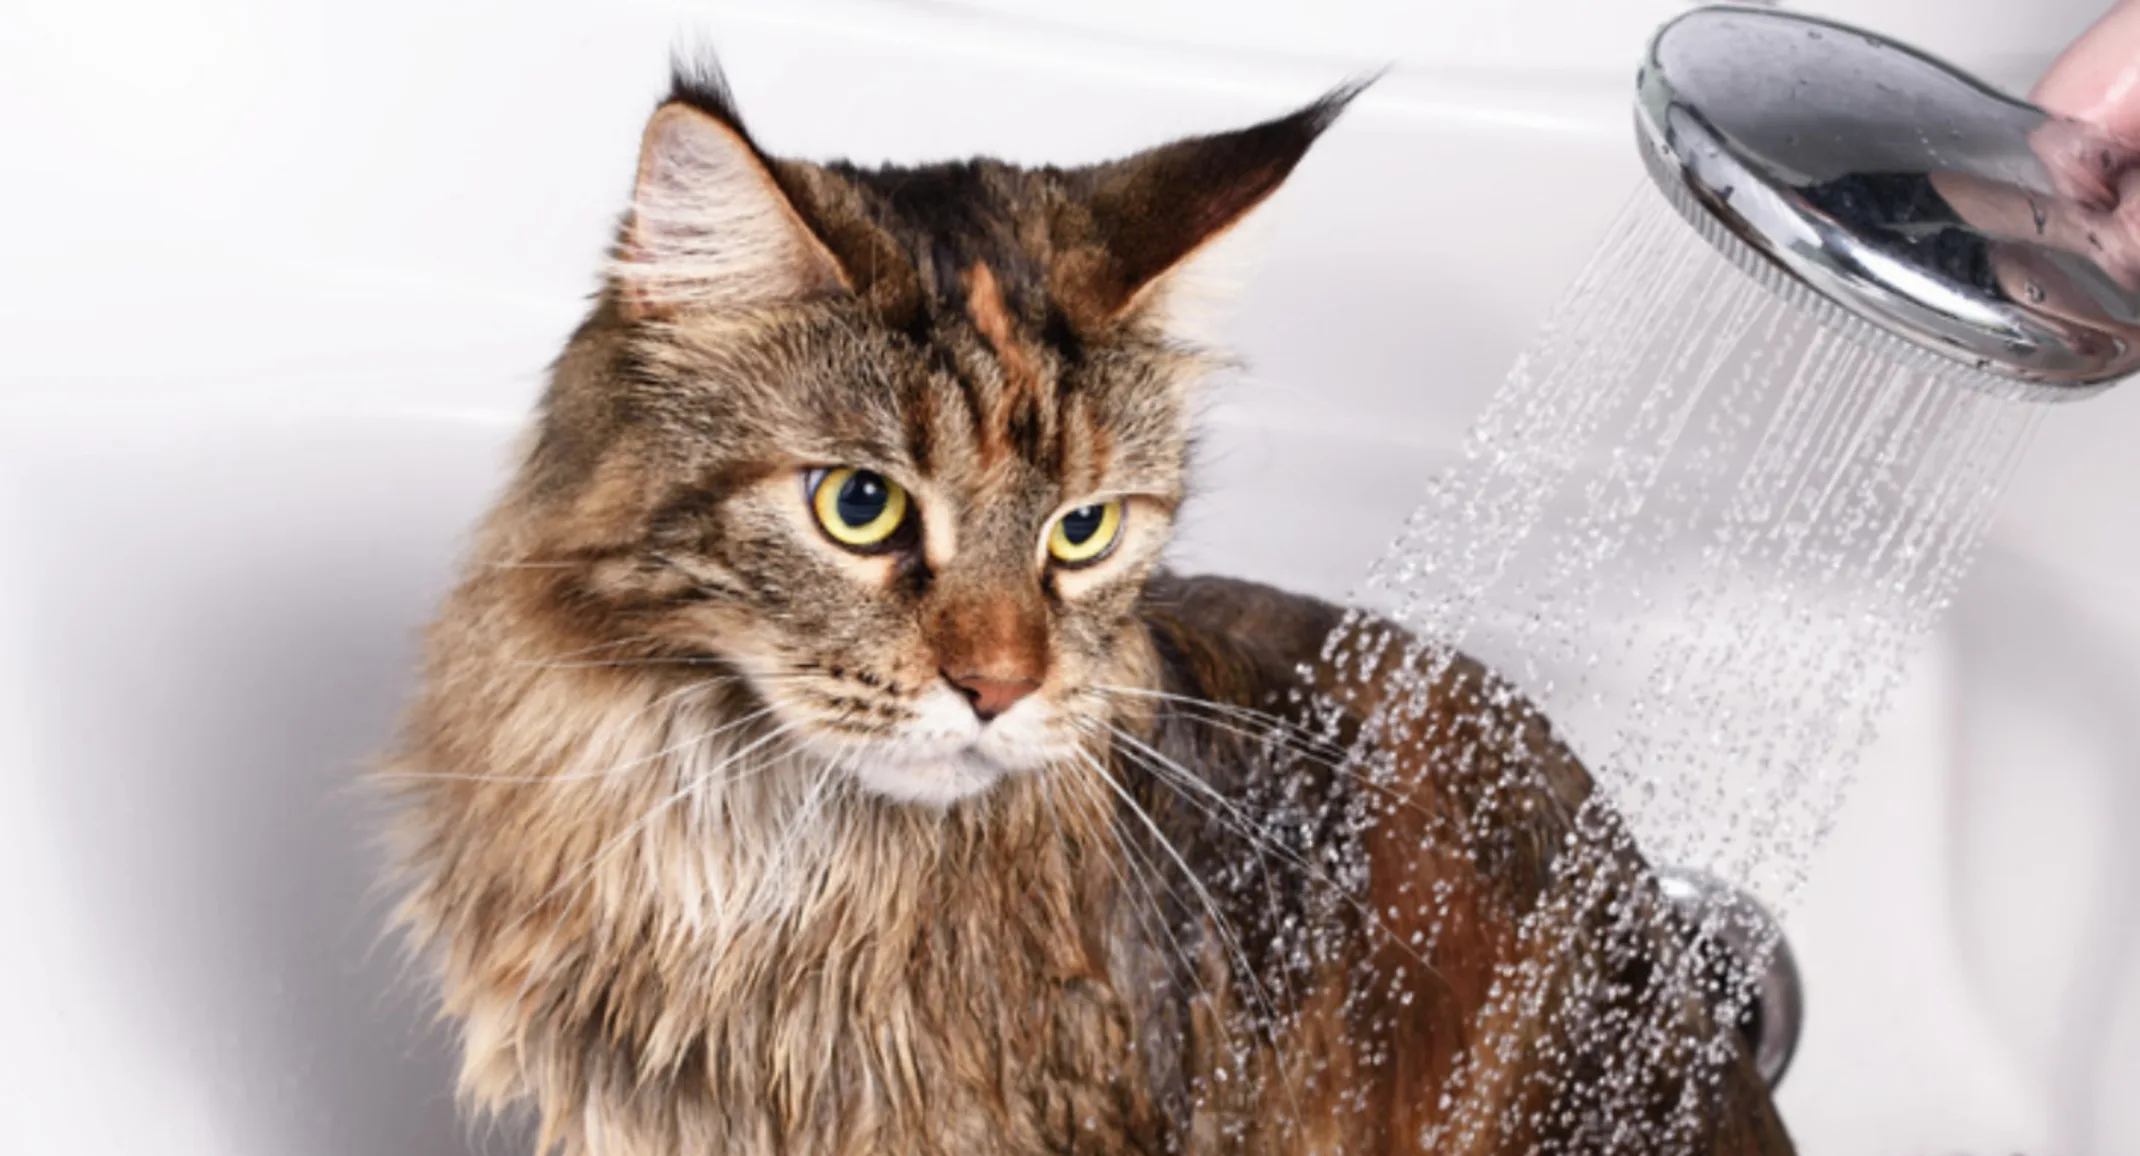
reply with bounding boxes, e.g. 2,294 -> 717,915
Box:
808,467 -> 910,550
1047,501 -> 1124,566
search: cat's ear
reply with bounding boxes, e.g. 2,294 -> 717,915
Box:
613,71 -> 850,320
1061,82 -> 1367,331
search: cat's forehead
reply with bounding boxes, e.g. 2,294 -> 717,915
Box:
654,294 -> 1192,505
827,159 -> 1060,322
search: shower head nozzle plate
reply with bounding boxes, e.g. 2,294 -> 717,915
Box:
1636,5 -> 2140,396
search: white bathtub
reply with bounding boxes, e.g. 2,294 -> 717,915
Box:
2,0 -> 2134,1153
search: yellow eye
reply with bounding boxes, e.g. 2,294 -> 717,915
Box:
809,467 -> 910,549
1048,501 -> 1123,566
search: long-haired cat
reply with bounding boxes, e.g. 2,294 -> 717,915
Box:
384,61 -> 1795,1155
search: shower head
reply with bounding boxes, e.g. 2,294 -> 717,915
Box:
1636,4 -> 2140,399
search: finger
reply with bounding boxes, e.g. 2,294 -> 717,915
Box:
2033,0 -> 2140,145
2031,117 -> 2125,211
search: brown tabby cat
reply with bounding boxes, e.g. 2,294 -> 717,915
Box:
384,61 -> 1795,1155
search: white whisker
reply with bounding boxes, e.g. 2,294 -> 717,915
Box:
1098,720 -> 1457,1000
1068,748 -> 1310,1124
1049,756 -> 1261,1097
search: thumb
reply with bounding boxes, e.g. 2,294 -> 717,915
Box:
2033,0 -> 2140,144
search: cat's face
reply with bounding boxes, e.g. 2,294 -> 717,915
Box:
510,70 -> 1350,805
582,303 -> 1196,805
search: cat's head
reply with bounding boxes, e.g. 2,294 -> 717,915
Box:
504,63 -> 1354,806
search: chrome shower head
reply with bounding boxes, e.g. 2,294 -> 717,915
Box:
1636,4 -> 2140,399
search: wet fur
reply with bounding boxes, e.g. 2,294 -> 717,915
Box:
383,62 -> 1794,1155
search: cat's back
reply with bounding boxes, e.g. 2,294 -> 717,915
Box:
1129,573 -> 1792,1156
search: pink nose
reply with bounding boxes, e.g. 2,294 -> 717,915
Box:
943,671 -> 1040,721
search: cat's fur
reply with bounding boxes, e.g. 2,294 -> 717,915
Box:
384,61 -> 1795,1155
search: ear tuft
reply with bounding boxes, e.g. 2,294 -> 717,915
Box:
663,53 -> 754,146
612,63 -> 849,320
1065,78 -> 1372,329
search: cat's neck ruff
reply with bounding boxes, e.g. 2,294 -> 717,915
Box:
401,654 -> 1136,1150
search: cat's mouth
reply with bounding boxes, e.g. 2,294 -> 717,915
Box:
726,652 -> 1087,806
801,689 -> 1077,807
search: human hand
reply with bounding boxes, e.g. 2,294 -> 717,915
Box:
1921,5 -> 2140,320
2026,1 -> 2140,272
2034,0 -> 2140,147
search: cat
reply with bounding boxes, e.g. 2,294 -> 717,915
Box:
382,59 -> 1795,1156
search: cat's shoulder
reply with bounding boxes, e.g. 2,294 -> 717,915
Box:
1138,570 -> 1346,666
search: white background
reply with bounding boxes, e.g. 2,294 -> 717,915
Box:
1,1 -> 2134,1153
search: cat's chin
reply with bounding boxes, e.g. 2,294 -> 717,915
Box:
802,691 -> 1079,807
847,749 -> 1010,808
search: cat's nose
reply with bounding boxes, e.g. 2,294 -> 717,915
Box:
943,670 -> 1040,722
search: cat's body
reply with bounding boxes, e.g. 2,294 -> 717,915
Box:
385,64 -> 1794,1155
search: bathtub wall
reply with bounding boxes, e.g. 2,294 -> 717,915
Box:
1,2 -> 2131,1155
